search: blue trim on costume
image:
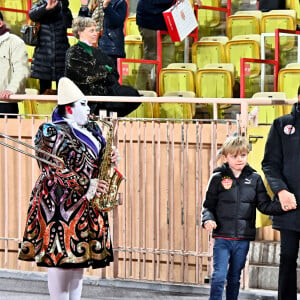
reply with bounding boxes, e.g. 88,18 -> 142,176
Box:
52,107 -> 104,157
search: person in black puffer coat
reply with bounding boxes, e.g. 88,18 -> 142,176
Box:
29,0 -> 73,94
262,92 -> 300,300
202,135 -> 290,300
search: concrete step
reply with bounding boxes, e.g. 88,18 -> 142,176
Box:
0,268 -> 285,300
248,241 -> 300,291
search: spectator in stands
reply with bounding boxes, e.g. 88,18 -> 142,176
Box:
202,135 -> 291,300
65,16 -> 140,117
262,88 -> 300,300
18,77 -> 119,300
79,0 -> 127,68
29,0 -> 73,94
0,11 -> 29,115
135,0 -> 201,91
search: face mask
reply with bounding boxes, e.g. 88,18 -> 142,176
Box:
68,99 -> 90,126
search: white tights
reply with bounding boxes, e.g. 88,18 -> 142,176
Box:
48,268 -> 84,300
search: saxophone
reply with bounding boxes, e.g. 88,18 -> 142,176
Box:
91,119 -> 125,212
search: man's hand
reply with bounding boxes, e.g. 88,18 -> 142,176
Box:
0,90 -> 13,99
46,0 -> 59,10
103,0 -> 112,8
80,0 -> 88,6
195,0 -> 202,6
278,190 -> 297,211
204,220 -> 217,231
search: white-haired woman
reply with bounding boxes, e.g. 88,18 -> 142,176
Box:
65,16 -> 140,117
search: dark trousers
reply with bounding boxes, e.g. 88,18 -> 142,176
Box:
259,0 -> 285,11
0,102 -> 18,117
278,229 -> 300,300
40,79 -> 59,94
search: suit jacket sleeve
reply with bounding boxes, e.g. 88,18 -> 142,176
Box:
255,175 -> 284,216
262,119 -> 289,195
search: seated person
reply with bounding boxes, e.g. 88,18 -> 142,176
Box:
65,16 -> 140,117
0,11 -> 29,115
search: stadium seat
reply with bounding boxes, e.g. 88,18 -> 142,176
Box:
191,36 -> 228,69
289,0 -> 300,24
126,90 -> 156,118
251,92 -> 287,123
196,63 -> 234,98
166,63 -> 197,73
123,35 -> 143,87
68,34 -> 78,47
226,11 -> 262,39
18,88 -> 39,117
195,63 -> 234,118
159,63 -> 196,96
277,67 -> 300,115
285,62 -> 300,69
261,10 -> 296,51
278,67 -> 300,98
153,91 -> 196,119
197,0 -> 221,30
225,34 -> 261,78
25,45 -> 40,91
125,15 -> 140,36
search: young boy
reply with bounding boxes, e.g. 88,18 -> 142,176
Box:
202,135 -> 292,300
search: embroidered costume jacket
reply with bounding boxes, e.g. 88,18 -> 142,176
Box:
202,163 -> 284,240
18,109 -> 113,268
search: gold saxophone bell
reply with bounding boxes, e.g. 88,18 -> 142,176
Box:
0,132 -> 65,169
90,119 -> 125,212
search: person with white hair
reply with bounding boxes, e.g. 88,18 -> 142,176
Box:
18,77 -> 120,300
0,10 -> 29,115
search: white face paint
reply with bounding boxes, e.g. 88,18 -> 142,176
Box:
69,98 -> 90,126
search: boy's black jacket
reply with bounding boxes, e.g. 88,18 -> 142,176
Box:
202,163 -> 284,240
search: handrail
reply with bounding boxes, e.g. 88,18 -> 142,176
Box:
6,94 -> 297,136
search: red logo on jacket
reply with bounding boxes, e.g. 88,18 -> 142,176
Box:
221,176 -> 233,190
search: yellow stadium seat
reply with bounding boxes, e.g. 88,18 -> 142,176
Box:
166,63 -> 197,73
197,0 -> 221,29
252,92 -> 287,123
126,90 -> 155,118
225,34 -> 261,78
191,36 -> 228,69
153,91 -> 196,119
123,35 -> 143,87
125,15 -> 140,36
226,11 -> 262,39
196,64 -> 234,118
277,67 -> 300,115
18,88 -> 39,117
25,45 -> 40,92
159,64 -> 196,96
196,64 -> 234,98
289,0 -> 300,24
285,62 -> 300,68
278,67 -> 300,98
0,1 -> 27,35
68,35 -> 78,46
261,10 -> 296,50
